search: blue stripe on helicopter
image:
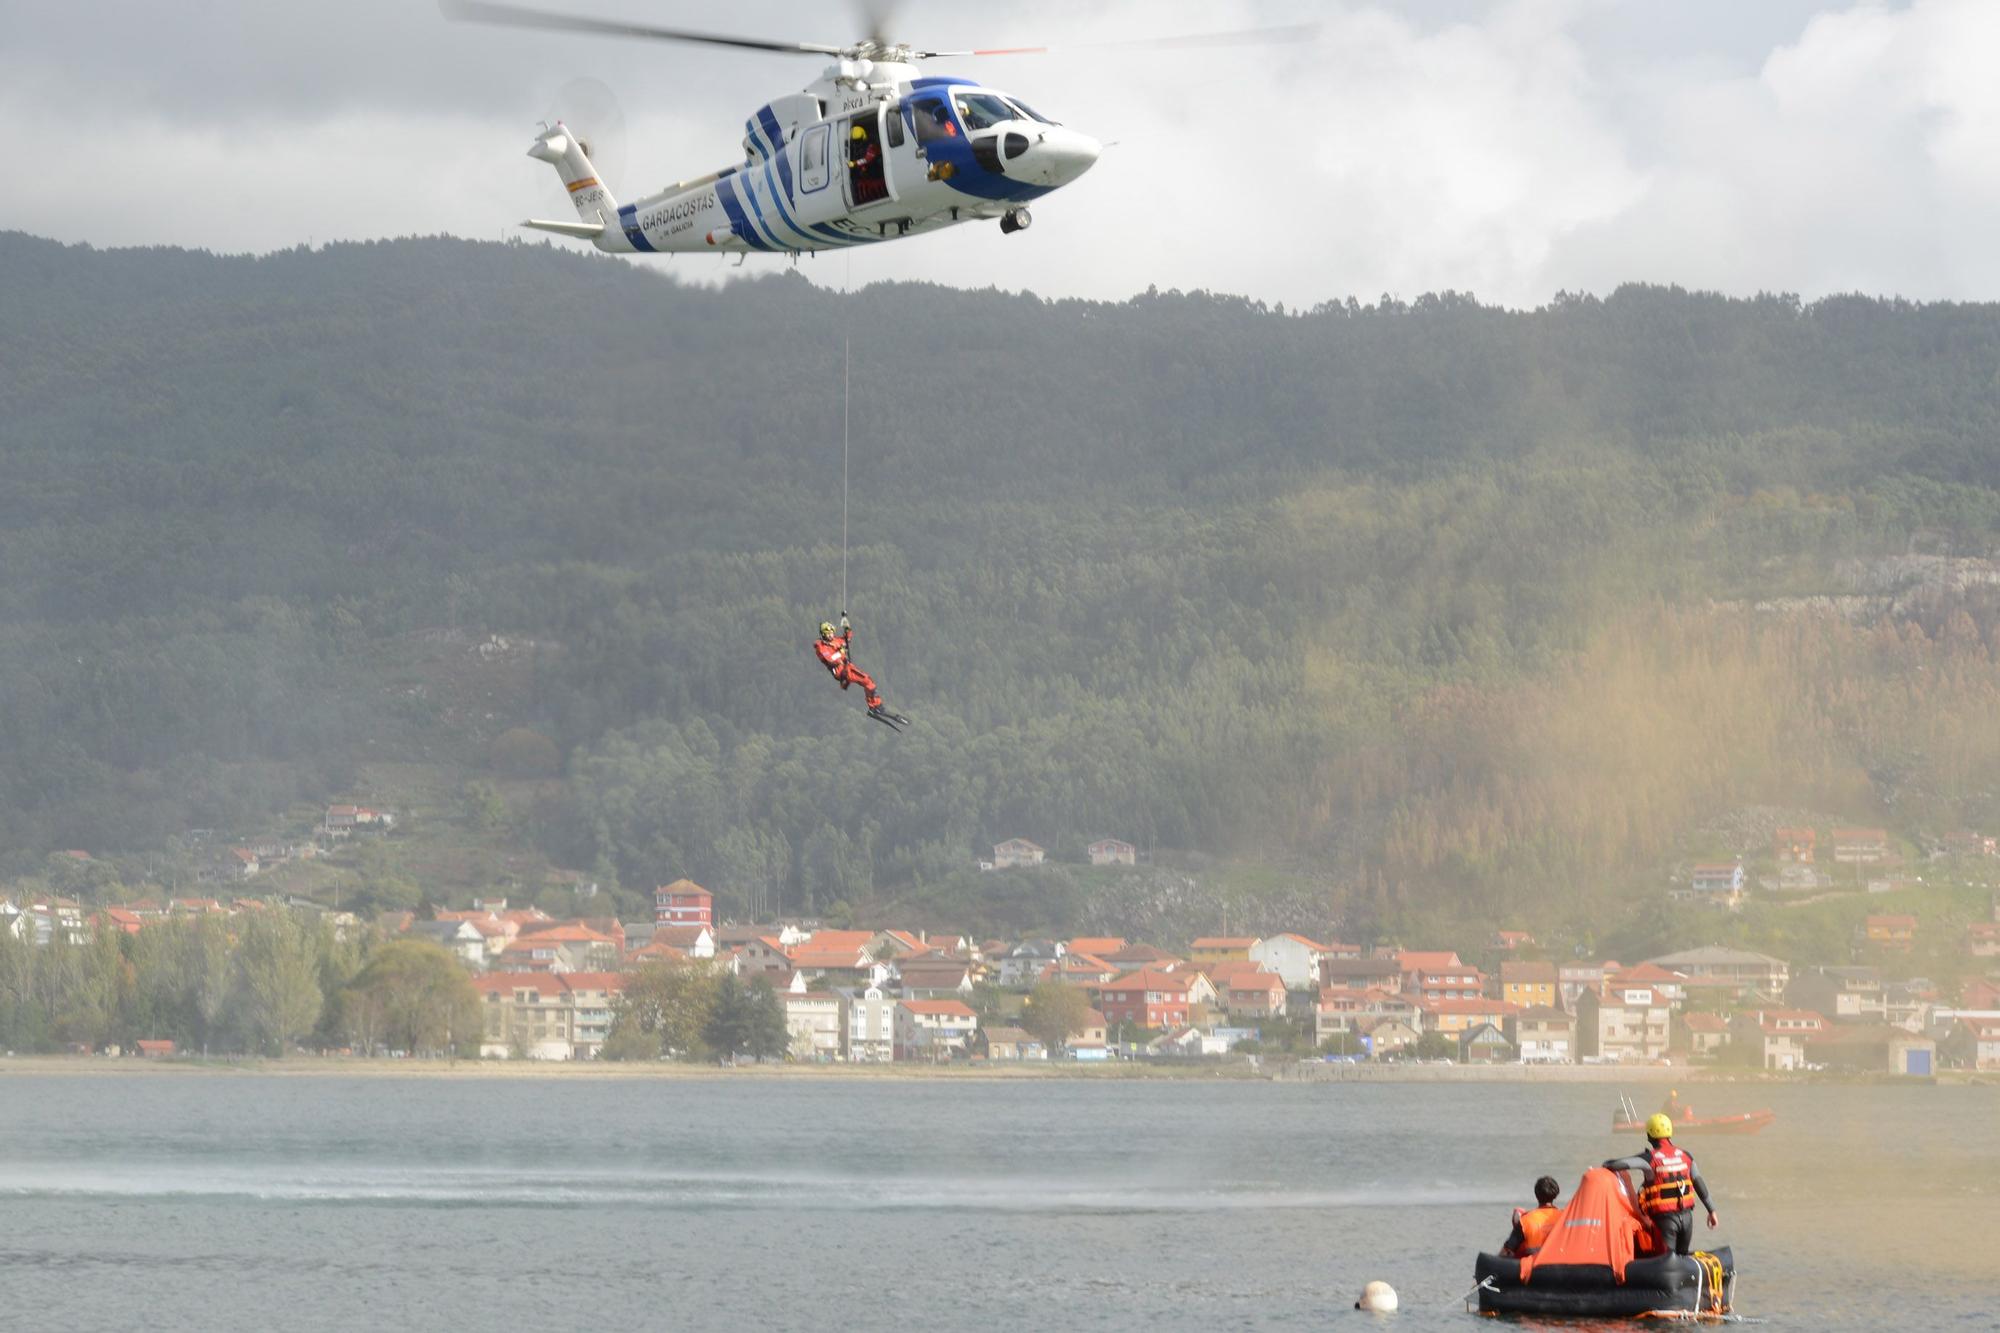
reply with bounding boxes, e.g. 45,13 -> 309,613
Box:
714,177 -> 771,251
746,165 -> 814,250
734,169 -> 791,250
757,108 -> 791,193
757,161 -> 831,249
617,203 -> 656,252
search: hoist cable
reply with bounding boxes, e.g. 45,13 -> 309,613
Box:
841,332 -> 850,613
841,250 -> 852,615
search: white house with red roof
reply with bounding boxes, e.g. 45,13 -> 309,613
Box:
1605,963 -> 1689,1008
894,999 -> 978,1060
1576,982 -> 1671,1063
1250,934 -> 1334,990
1313,986 -> 1389,1044
1417,996 -> 1520,1035
1223,969 -> 1288,1018
788,934 -> 889,988
512,921 -> 620,972
1729,1008 -> 1827,1070
1397,951 -> 1487,1003
1945,1018 -> 2000,1070
497,936 -> 565,973
472,971 -> 628,1059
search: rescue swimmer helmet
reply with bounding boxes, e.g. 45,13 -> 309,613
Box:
819,621 -> 837,640
850,125 -> 867,139
1645,1112 -> 1674,1140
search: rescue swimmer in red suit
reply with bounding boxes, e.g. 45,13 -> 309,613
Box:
815,614 -> 907,728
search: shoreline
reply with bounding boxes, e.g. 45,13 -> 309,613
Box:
0,1054 -> 1966,1085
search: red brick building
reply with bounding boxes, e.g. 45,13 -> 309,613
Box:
654,879 -> 714,927
1097,969 -> 1205,1031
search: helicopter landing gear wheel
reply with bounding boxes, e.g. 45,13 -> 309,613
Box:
1000,208 -> 1032,235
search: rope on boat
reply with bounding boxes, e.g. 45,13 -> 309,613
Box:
1460,1276 -> 1498,1312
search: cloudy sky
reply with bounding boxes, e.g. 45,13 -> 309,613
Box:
3,0 -> 1996,307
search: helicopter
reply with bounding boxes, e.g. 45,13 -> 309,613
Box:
448,2 -> 1287,255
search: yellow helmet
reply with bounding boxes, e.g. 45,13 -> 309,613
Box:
850,125 -> 867,139
1645,1113 -> 1674,1140
819,621 -> 837,640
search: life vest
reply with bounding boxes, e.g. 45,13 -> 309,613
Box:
815,636 -> 848,672
1518,1204 -> 1560,1252
1640,1141 -> 1696,1214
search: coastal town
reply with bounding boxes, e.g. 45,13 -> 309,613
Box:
6,814 -> 1998,1074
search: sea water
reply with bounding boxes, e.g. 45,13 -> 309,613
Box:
0,1073 -> 1992,1330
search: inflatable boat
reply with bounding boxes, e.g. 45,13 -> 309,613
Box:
1615,1094 -> 1773,1136
1472,1168 -> 1735,1318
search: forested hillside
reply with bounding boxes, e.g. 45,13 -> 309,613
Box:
5,231 -> 2000,941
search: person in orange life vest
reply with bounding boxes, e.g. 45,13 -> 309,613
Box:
815,615 -> 884,713
1604,1113 -> 1718,1257
1501,1175 -> 1562,1258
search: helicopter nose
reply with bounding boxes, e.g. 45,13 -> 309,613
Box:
1010,126 -> 1101,187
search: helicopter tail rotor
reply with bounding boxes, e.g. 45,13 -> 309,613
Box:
549,75 -> 627,194
526,122 -> 620,236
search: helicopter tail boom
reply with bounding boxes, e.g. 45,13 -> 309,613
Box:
526,123 -> 626,250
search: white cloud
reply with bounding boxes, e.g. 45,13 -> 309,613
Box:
1548,0 -> 2000,298
3,0 -> 1999,306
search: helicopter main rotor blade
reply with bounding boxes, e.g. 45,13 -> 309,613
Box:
443,0 -> 846,57
921,23 -> 1319,59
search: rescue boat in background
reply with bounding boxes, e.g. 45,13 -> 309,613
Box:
1614,1093 -> 1774,1136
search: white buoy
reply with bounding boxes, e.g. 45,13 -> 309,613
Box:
1355,1280 -> 1399,1312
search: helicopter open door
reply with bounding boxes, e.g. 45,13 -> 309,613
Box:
843,105 -> 899,210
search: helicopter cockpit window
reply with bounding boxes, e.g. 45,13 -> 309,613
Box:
952,92 -> 1017,133
912,97 -> 957,144
1005,98 -> 1053,124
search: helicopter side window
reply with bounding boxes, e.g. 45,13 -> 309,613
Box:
799,123 -> 830,193
953,92 -> 1017,132
882,104 -> 905,149
912,97 -> 957,144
